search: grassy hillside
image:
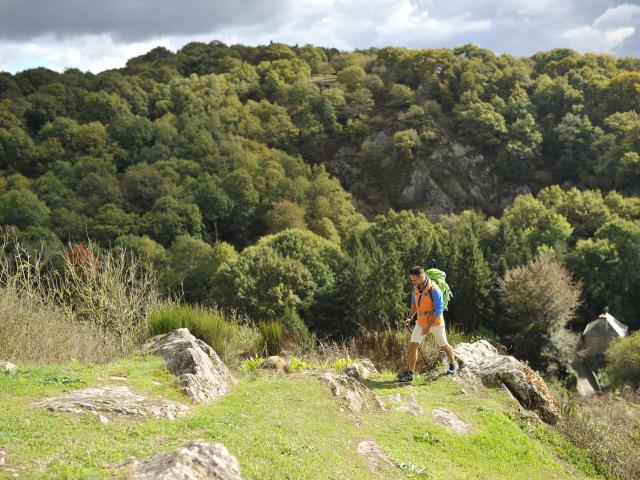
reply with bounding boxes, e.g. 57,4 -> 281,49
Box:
0,354 -> 603,479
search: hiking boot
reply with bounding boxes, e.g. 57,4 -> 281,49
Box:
446,362 -> 459,375
397,370 -> 414,382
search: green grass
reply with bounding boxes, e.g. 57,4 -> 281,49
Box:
363,373 -> 601,480
0,357 -> 604,479
148,303 -> 261,368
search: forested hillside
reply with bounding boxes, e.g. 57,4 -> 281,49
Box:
1,41 -> 639,376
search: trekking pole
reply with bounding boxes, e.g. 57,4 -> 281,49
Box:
405,310 -> 429,372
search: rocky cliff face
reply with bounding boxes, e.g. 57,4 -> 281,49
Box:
400,141 -> 531,217
328,132 -> 532,218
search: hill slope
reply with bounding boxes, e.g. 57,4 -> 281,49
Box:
0,355 -> 603,479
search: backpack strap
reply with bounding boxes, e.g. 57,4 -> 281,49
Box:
412,278 -> 435,322
417,278 -> 430,304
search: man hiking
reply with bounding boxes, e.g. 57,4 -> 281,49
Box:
397,266 -> 459,382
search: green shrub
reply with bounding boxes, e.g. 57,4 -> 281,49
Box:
238,356 -> 264,373
329,357 -> 352,371
497,255 -> 581,370
149,303 -> 260,368
237,355 -> 352,374
259,320 -> 283,356
607,331 -> 640,388
288,357 -> 308,373
148,307 -> 184,334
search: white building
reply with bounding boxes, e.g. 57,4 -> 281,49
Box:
582,308 -> 629,355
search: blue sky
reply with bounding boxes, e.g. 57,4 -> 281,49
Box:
1,0 -> 639,73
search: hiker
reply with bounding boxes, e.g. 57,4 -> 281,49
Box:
397,266 -> 458,382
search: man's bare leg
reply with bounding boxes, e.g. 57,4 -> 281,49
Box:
441,344 -> 456,364
408,342 -> 419,372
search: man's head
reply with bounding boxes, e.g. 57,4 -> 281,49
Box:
409,265 -> 426,287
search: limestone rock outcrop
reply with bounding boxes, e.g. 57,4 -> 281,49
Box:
344,358 -> 377,381
454,340 -> 560,424
132,441 -> 242,480
142,328 -> 235,403
36,385 -> 189,421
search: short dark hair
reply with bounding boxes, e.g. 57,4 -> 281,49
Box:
409,266 -> 424,276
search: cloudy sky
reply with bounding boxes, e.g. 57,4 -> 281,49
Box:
1,0 -> 639,74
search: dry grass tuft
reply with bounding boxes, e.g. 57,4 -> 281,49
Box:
0,229 -> 159,364
558,390 -> 640,480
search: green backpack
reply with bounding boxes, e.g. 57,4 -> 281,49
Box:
424,268 -> 453,311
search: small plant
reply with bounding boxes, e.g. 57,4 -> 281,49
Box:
396,461 -> 429,477
329,356 -> 352,371
41,374 -> 86,385
288,357 -> 308,373
557,395 -> 640,479
239,356 -> 264,373
413,431 -> 441,445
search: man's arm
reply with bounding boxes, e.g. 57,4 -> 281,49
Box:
404,291 -> 417,326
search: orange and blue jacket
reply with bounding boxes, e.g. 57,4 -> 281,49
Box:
411,278 -> 444,328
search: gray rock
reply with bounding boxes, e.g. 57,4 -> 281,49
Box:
142,329 -> 235,404
0,361 -> 16,372
386,393 -> 424,415
373,395 -> 388,413
500,383 -> 518,403
571,359 -> 598,398
318,372 -> 380,413
454,340 -> 560,424
260,356 -> 288,372
132,441 -> 241,480
431,408 -> 472,434
36,385 -> 189,420
94,412 -> 109,424
344,358 -> 377,381
388,393 -> 402,404
356,440 -> 396,475
395,395 -> 424,415
195,339 -> 235,382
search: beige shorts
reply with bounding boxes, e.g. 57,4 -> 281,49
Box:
411,323 -> 448,347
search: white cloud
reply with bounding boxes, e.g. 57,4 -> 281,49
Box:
0,1 -> 638,73
594,3 -> 640,29
373,1 -> 491,41
0,45 -> 18,70
563,25 -> 635,52
1,34 -> 176,73
562,4 -> 640,53
212,0 -> 492,51
510,0 -> 571,17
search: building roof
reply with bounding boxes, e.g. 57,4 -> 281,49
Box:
583,313 -> 629,338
